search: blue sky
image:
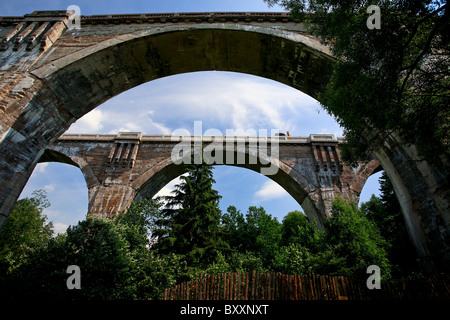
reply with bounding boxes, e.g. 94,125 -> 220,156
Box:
6,1 -> 383,233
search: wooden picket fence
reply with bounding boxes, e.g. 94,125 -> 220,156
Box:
163,271 -> 450,300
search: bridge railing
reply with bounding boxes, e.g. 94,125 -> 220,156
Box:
57,133 -> 342,144
80,12 -> 293,25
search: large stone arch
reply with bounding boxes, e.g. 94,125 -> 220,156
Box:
0,11 -> 448,271
0,24 -> 334,224
30,25 -> 334,117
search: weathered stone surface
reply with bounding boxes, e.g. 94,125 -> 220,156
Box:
0,11 -> 448,272
43,133 -> 380,229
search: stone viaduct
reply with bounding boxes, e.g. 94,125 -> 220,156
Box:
0,10 -> 448,271
42,132 -> 380,229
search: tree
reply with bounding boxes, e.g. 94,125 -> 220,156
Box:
221,205 -> 247,250
265,0 -> 449,171
0,190 -> 53,274
272,243 -> 314,275
324,197 -> 392,278
245,206 -> 282,263
280,210 -> 322,251
118,197 -> 163,250
1,209 -> 191,300
153,163 -> 226,266
221,205 -> 282,267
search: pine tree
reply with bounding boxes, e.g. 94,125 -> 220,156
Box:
153,163 -> 226,266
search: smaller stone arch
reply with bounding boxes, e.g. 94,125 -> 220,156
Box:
38,147 -> 102,215
39,148 -> 100,190
40,133 -> 382,230
132,146 -> 327,228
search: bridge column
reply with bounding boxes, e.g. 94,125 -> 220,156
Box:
308,137 -> 380,219
0,78 -> 76,228
86,132 -> 142,217
374,133 -> 450,273
0,11 -> 74,228
88,184 -> 136,217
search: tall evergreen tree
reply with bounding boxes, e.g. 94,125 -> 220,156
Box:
153,163 -> 226,266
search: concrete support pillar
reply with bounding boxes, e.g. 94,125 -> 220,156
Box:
88,183 -> 136,217
374,135 -> 450,273
0,78 -> 76,228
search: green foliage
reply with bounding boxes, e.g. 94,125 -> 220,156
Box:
324,197 -> 391,278
199,252 -> 232,275
272,243 -> 313,275
0,199 -> 190,300
246,206 -> 282,264
117,197 -> 163,250
272,199 -> 395,278
221,205 -> 247,250
221,200 -> 395,278
153,163 -> 227,266
64,216 -> 137,299
266,0 -> 450,170
280,210 -> 321,251
228,251 -> 266,273
1,169 -> 419,300
0,190 -> 53,274
221,205 -> 281,266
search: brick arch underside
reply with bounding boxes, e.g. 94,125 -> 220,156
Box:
32,27 -> 335,120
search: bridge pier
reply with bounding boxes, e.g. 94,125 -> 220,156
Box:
88,183 -> 136,217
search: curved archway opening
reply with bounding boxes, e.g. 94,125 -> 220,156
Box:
359,170 -> 384,207
133,147 -> 326,228
18,162 -> 88,234
20,70 -> 386,232
65,71 -> 342,137
34,26 -> 335,119
153,165 -> 304,224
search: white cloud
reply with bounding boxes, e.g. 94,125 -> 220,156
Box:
153,186 -> 174,199
43,209 -> 69,234
150,72 -> 312,133
64,71 -> 342,138
67,109 -> 104,133
110,117 -> 172,135
44,208 -> 61,220
154,175 -> 186,198
43,183 -> 56,192
36,163 -> 49,173
254,180 -> 289,201
53,222 -> 69,235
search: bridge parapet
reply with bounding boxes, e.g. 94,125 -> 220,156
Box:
81,12 -> 294,25
57,132 -> 342,144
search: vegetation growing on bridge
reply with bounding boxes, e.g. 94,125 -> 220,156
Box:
0,163 -> 419,300
266,0 -> 449,171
